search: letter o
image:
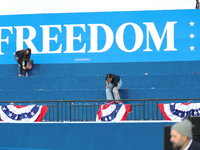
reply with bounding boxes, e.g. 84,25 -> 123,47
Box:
116,23 -> 143,52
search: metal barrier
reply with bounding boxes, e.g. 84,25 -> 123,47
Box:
0,98 -> 200,122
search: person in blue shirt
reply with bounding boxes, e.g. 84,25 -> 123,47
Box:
105,73 -> 122,103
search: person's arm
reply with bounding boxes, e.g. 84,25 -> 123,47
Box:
114,86 -> 118,100
17,52 -> 26,70
106,80 -> 109,88
19,59 -> 26,70
18,58 -> 26,70
16,51 -> 24,66
22,65 -> 26,70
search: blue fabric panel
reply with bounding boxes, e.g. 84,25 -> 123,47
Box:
0,122 -> 174,150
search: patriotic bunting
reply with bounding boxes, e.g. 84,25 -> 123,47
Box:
0,104 -> 48,122
96,104 -> 132,122
158,103 -> 200,121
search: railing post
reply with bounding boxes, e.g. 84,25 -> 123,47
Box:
57,101 -> 59,122
61,101 -> 63,122
156,99 -> 158,120
143,99 -> 145,120
69,101 -> 71,121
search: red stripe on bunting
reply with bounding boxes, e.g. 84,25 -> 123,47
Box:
181,103 -> 190,106
97,105 -> 102,120
35,106 -> 48,122
121,105 -> 132,121
158,103 -> 171,121
14,105 -> 27,108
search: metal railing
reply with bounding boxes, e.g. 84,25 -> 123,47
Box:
0,98 -> 200,122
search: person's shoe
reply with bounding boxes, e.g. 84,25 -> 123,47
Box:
118,101 -> 123,104
19,74 -> 23,77
101,102 -> 109,105
108,101 -> 115,104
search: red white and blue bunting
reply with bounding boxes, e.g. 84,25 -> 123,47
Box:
96,104 -> 132,122
158,103 -> 200,121
0,104 -> 48,122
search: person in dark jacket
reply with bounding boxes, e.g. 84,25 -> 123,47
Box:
170,119 -> 200,150
14,48 -> 31,77
196,0 -> 200,9
105,73 -> 122,103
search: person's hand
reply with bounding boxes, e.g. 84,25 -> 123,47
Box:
22,66 -> 26,70
106,85 -> 108,88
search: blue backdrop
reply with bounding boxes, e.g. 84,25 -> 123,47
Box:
0,121 -> 174,150
0,9 -> 199,64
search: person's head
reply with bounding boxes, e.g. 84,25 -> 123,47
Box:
23,48 -> 31,61
170,119 -> 193,150
26,48 -> 31,55
106,73 -> 113,82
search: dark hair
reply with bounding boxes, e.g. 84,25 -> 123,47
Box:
22,48 -> 31,62
106,73 -> 113,79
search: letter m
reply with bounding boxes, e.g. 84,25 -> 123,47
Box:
143,21 -> 177,51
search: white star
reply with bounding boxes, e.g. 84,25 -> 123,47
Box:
109,116 -> 112,120
190,45 -> 195,51
25,114 -> 27,118
31,112 -> 35,116
2,107 -> 6,110
170,103 -> 175,106
8,113 -> 12,117
105,118 -> 107,121
199,110 -> 200,114
189,33 -> 195,39
194,111 -> 197,116
179,113 -> 182,116
189,21 -> 195,26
